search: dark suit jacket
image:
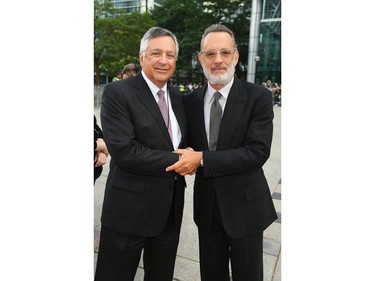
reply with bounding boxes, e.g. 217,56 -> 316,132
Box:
100,73 -> 187,237
184,77 -> 277,239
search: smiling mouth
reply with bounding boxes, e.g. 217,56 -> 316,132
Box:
212,68 -> 226,72
156,68 -> 169,72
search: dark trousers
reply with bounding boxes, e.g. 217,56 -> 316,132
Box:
95,223 -> 180,281
95,183 -> 181,281
198,196 -> 264,281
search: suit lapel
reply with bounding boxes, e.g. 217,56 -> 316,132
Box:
169,85 -> 186,148
218,78 -> 248,149
133,75 -> 173,146
195,85 -> 209,150
184,84 -> 208,150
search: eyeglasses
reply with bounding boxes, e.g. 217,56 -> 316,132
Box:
200,48 -> 236,61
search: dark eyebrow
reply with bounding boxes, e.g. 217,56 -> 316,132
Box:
149,49 -> 176,56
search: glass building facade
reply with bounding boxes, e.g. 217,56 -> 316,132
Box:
109,0 -> 164,13
112,0 -> 142,13
256,0 -> 281,84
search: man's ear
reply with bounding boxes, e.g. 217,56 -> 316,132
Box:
234,50 -> 240,64
197,54 -> 203,66
139,52 -> 144,67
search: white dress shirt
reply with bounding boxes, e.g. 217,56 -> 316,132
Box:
141,70 -> 181,150
203,78 -> 234,144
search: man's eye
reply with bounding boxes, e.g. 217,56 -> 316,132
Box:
205,51 -> 216,58
151,52 -> 161,57
167,54 -> 175,59
221,50 -> 231,56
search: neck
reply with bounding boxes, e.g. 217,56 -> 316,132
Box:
209,82 -> 225,91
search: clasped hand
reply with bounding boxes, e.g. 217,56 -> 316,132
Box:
166,148 -> 202,176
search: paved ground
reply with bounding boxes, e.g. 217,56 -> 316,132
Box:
94,105 -> 281,281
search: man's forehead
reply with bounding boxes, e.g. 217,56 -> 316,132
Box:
203,32 -> 233,47
149,36 -> 175,44
148,37 -> 176,49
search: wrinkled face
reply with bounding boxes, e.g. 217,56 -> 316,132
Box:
139,36 -> 177,89
198,32 -> 239,88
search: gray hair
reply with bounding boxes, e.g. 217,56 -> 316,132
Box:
139,27 -> 179,59
200,23 -> 237,50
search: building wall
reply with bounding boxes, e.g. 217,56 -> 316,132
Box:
257,0 -> 281,84
111,0 -> 163,13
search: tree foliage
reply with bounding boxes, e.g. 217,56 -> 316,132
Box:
93,0 -> 253,85
94,0 -> 155,85
151,0 -> 252,82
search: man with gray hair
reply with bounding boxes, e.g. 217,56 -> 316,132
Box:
95,27 -> 187,281
167,23 -> 277,281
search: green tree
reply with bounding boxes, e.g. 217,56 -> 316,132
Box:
151,0 -> 215,82
94,0 -> 155,85
210,0 -> 252,80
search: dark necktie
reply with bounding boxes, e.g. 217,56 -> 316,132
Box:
209,91 -> 222,151
157,90 -> 173,141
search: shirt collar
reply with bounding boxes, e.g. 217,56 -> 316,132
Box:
207,77 -> 234,102
141,70 -> 167,98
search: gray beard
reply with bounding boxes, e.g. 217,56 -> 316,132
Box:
203,65 -> 235,85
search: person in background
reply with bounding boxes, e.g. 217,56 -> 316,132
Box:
273,82 -> 281,106
122,63 -> 139,79
94,115 -> 108,184
95,27 -> 187,281
112,71 -> 123,82
166,23 -> 277,281
265,79 -> 273,92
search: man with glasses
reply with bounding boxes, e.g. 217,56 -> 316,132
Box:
95,27 -> 187,281
167,24 -> 277,281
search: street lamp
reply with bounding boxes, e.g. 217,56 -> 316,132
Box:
254,56 -> 260,84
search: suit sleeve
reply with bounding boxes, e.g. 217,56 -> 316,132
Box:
100,82 -> 179,176
202,87 -> 274,178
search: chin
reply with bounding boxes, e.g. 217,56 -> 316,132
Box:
204,67 -> 235,85
207,73 -> 232,85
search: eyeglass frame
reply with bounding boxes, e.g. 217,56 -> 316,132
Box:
199,48 -> 237,61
